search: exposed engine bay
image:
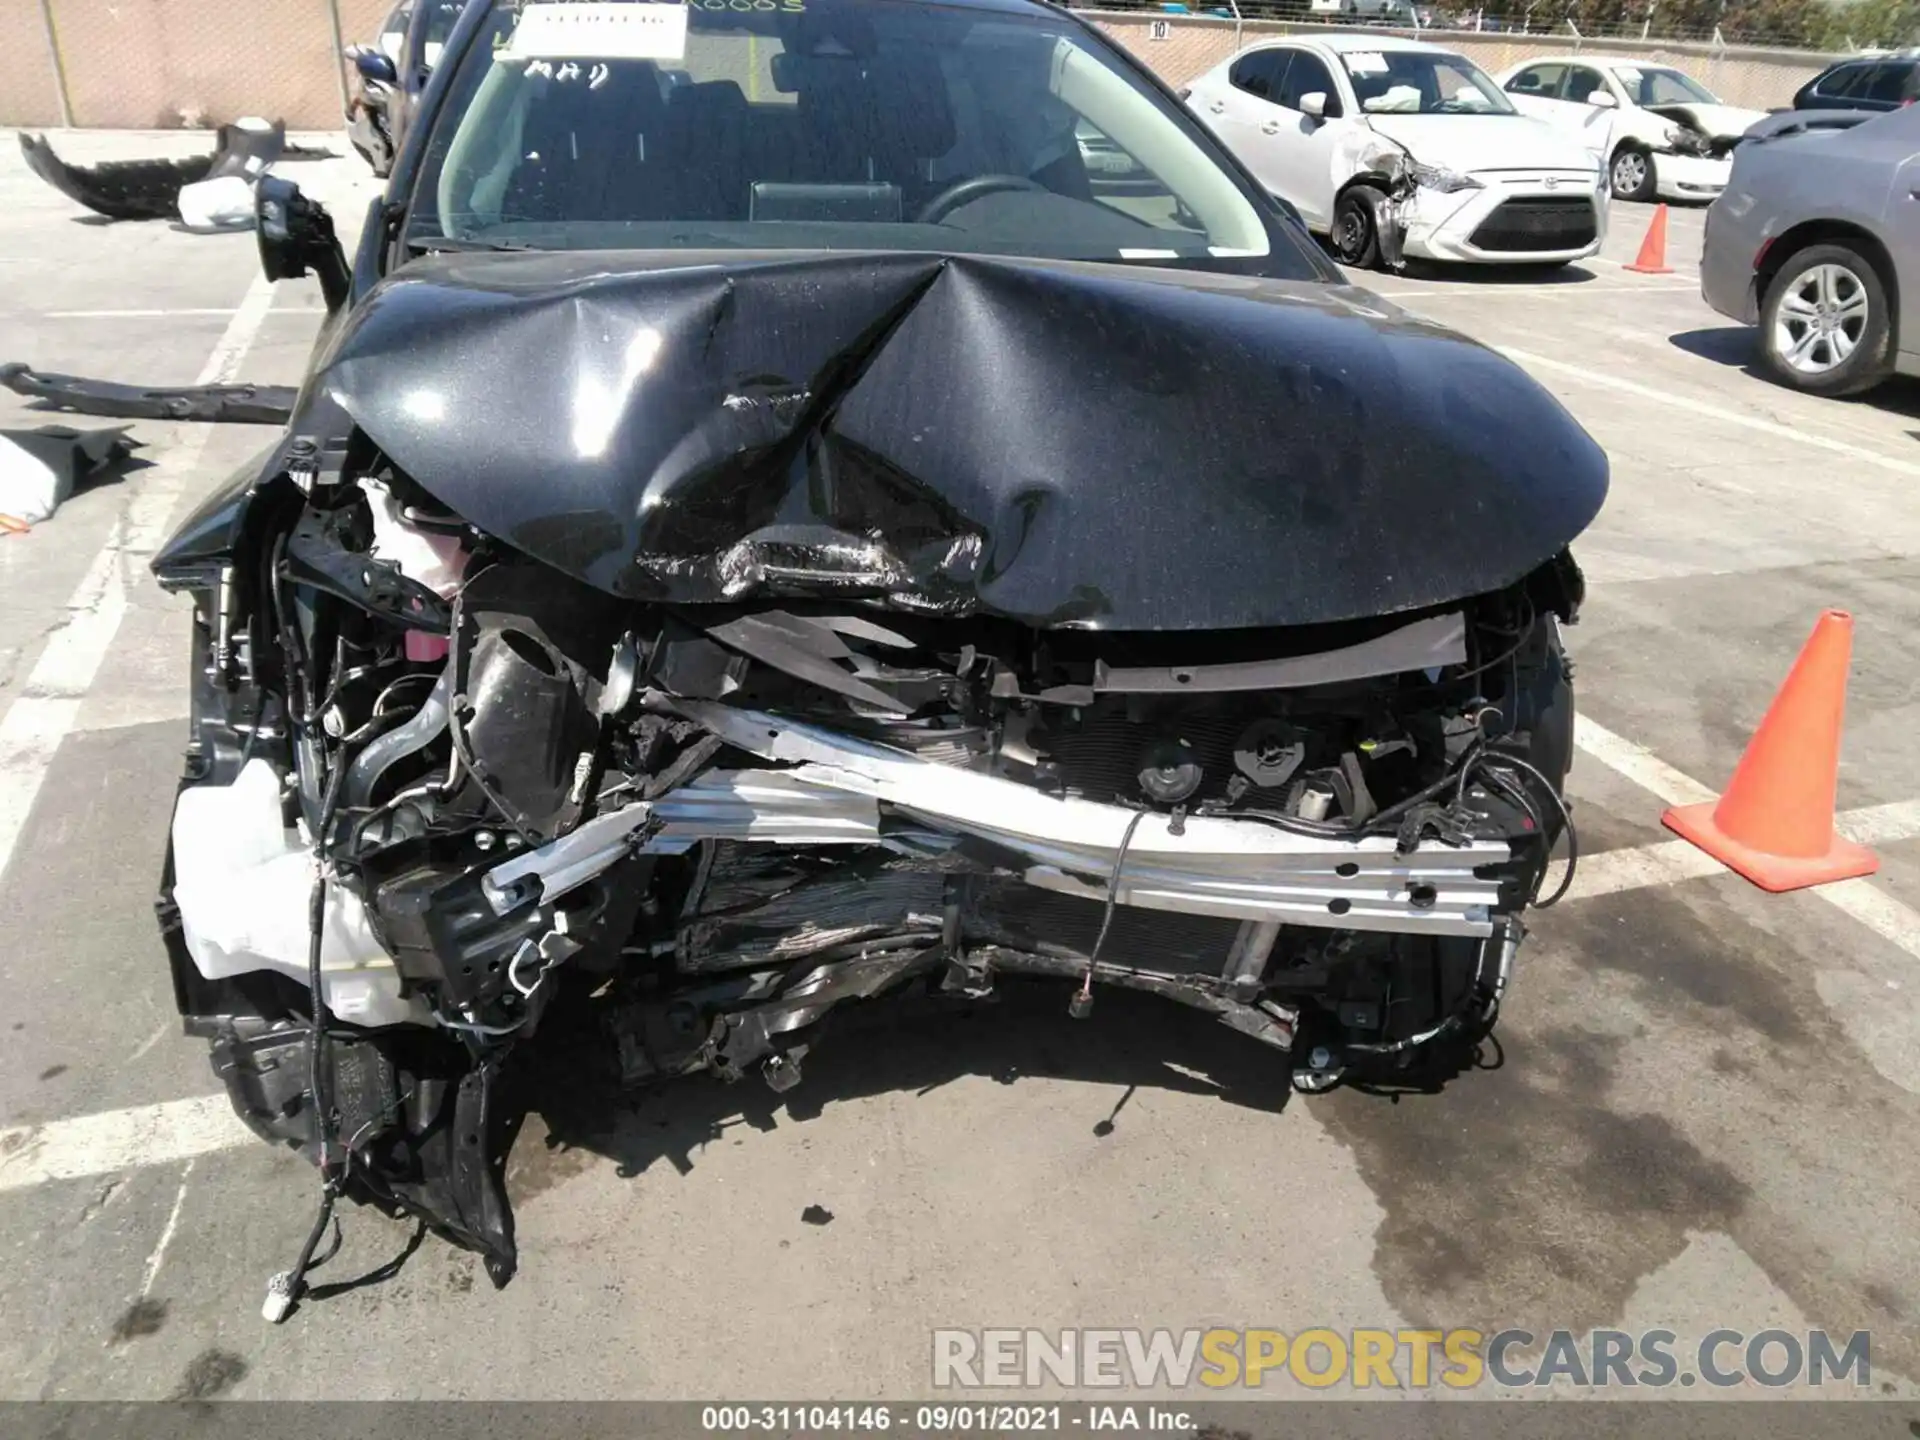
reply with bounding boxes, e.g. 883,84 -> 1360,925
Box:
142,249 -> 1604,1298
161,466 -> 1582,1290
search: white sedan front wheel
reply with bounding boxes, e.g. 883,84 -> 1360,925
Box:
1609,146 -> 1656,202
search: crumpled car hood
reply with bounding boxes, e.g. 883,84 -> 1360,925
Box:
307,250 -> 1607,630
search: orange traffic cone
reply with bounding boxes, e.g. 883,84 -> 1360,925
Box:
1661,610 -> 1878,893
1624,203 -> 1674,275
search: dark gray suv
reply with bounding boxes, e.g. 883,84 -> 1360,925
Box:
1792,53 -> 1920,112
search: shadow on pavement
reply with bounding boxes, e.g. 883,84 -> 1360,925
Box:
1668,325 -> 1754,367
496,975 -> 1495,1205
508,979 -> 1294,1191
1395,258 -> 1602,286
1669,327 -> 1920,424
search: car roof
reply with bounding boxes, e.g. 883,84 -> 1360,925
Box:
1236,32 -> 1453,57
1515,54 -> 1688,71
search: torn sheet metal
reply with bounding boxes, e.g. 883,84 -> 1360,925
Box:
0,424 -> 138,526
312,249 -> 1608,630
1644,103 -> 1764,152
17,121 -> 333,223
1,363 -> 296,426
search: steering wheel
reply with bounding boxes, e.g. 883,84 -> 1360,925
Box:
914,173 -> 1045,225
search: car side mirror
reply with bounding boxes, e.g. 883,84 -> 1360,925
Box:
1588,90 -> 1618,108
256,176 -> 351,313
354,47 -> 399,85
1300,91 -> 1328,119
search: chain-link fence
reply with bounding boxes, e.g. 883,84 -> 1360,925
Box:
0,0 -> 1848,130
1091,0 -> 1920,49
1089,10 -> 1832,111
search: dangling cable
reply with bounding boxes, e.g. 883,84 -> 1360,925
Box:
1071,808 -> 1148,1019
263,549 -> 354,1322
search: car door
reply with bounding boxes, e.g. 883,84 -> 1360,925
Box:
1255,48 -> 1355,229
1192,50 -> 1288,173
1856,61 -> 1920,111
1883,140 -> 1920,363
1562,62 -> 1625,156
1503,62 -> 1569,124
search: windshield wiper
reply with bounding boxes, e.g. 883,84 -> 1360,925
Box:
406,234 -> 537,254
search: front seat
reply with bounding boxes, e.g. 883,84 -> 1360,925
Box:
503,60 -> 669,222
660,80 -> 751,220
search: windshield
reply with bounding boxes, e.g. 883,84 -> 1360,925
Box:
405,0 -> 1285,267
1339,48 -> 1515,115
1622,66 -> 1717,106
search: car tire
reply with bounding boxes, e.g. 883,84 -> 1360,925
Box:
1329,187 -> 1382,269
1758,242 -> 1893,397
1609,144 -> 1656,202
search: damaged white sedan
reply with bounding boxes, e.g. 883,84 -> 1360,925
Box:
1500,55 -> 1767,203
1187,34 -> 1609,270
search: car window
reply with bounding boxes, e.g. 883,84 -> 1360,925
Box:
415,0 -> 464,69
1817,62 -> 1873,98
1860,61 -> 1918,104
1274,50 -> 1342,116
379,0 -> 413,62
1625,66 -> 1715,105
1565,66 -> 1608,104
1506,63 -> 1566,97
1229,50 -> 1284,100
409,0 -> 1288,268
1340,48 -> 1514,115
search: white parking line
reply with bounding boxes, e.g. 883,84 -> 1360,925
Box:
39,307 -> 329,319
1574,715 -> 1718,807
138,1159 -> 194,1296
39,308 -> 245,318
0,1095 -> 248,1193
1573,721 -> 1920,961
0,274 -> 275,887
1373,283 -> 1699,299
1503,346 -> 1920,479
1837,799 -> 1920,847
1565,839 -> 1726,900
1564,797 -> 1920,904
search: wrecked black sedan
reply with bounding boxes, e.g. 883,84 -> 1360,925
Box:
145,0 -> 1605,1298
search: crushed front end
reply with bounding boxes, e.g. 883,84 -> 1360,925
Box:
148,252 -> 1604,1292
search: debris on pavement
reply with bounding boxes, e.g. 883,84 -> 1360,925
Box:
18,119 -> 336,225
0,424 -> 139,529
0,363 -> 296,426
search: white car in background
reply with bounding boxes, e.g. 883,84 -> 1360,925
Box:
1497,56 -> 1768,201
1185,35 -> 1608,270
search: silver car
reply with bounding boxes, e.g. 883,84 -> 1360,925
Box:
1701,104 -> 1920,396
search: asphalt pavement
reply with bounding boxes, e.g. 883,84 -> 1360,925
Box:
1,143 -> 1917,1411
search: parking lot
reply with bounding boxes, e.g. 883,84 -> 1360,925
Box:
2,133 -> 1918,1407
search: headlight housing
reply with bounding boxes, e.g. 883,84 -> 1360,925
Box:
1409,162 -> 1483,193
